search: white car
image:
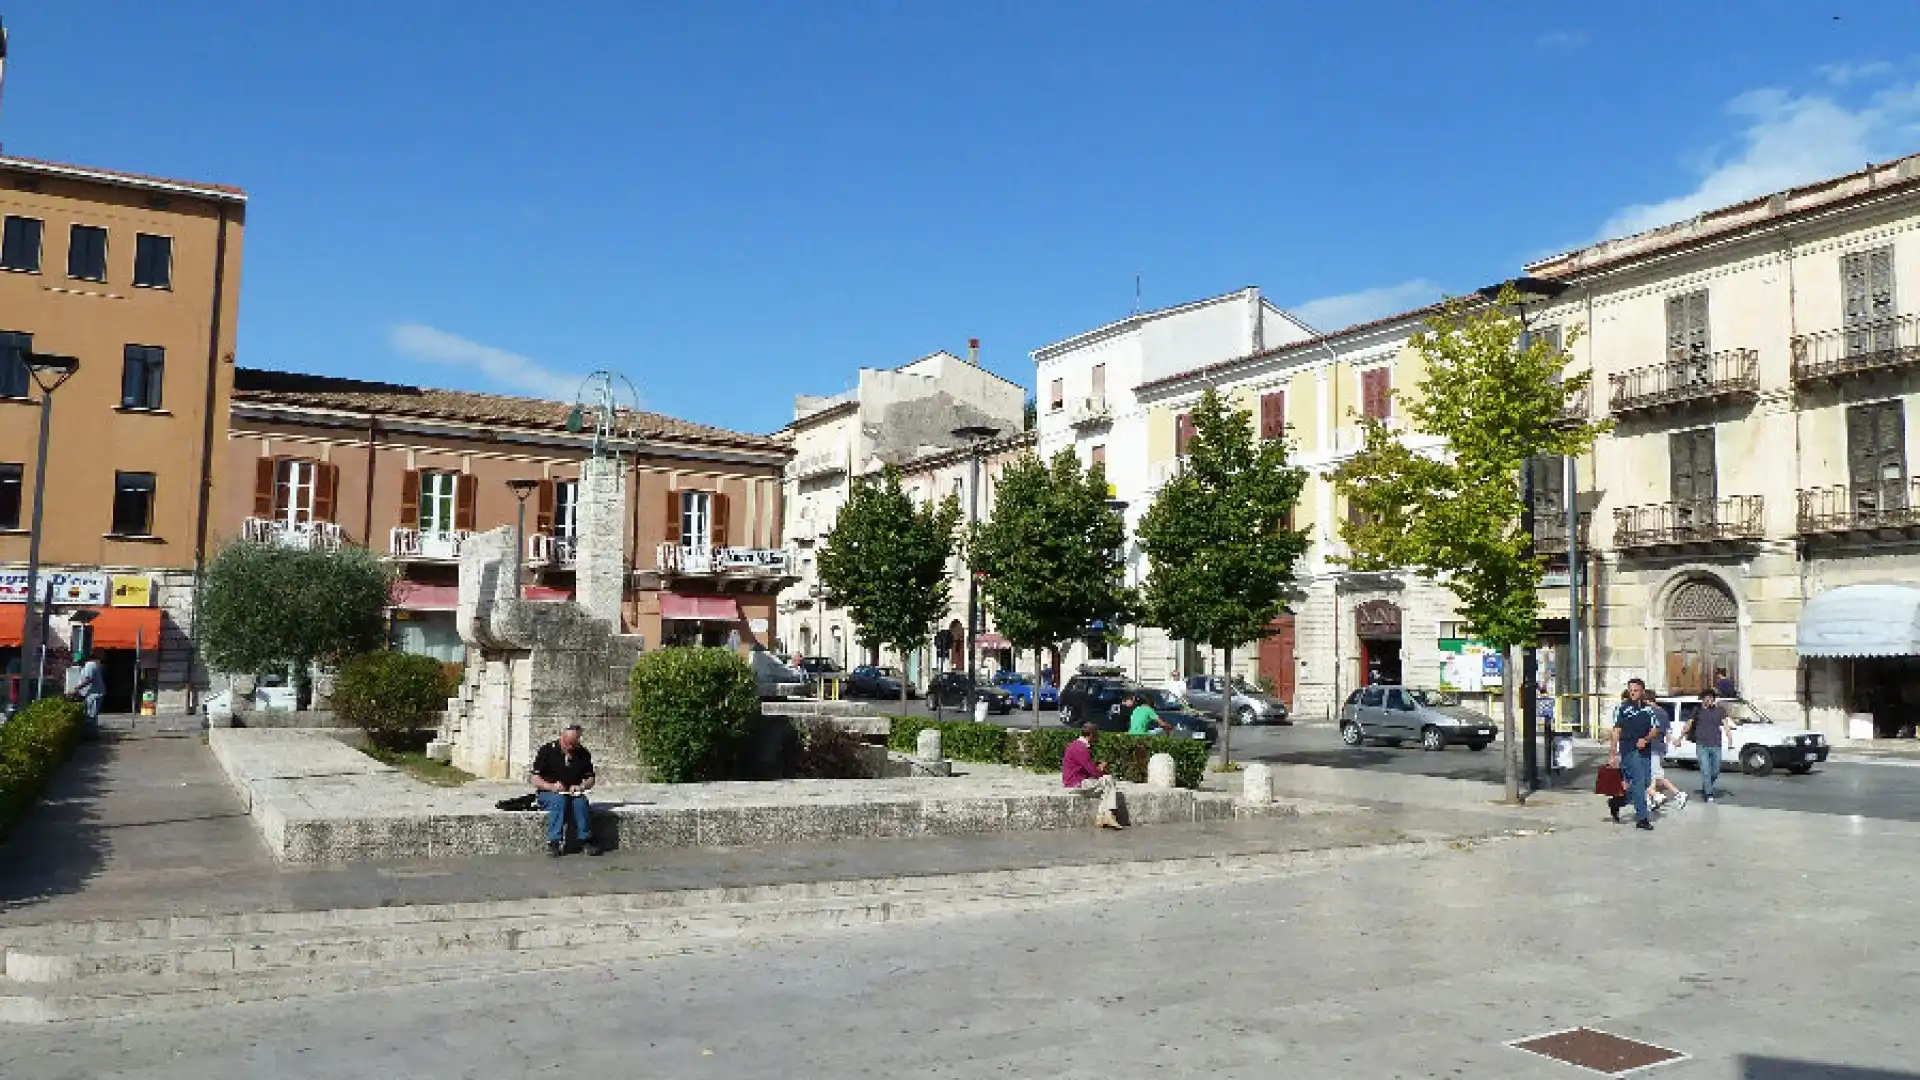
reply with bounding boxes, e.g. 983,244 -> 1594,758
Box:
1659,695 -> 1830,777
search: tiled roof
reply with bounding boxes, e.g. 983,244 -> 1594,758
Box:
1132,298 -> 1458,394
233,369 -> 785,453
0,154 -> 246,201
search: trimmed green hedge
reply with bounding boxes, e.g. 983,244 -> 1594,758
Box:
0,697 -> 85,840
630,648 -> 759,782
887,716 -> 1208,789
332,651 -> 452,750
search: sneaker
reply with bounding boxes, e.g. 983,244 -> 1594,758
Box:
1636,820 -> 1655,831
583,841 -> 603,857
547,841 -> 564,857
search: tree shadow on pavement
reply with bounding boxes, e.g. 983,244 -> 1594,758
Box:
1743,1058 -> 1920,1078
0,736 -> 113,916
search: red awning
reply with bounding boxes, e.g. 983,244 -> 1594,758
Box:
659,594 -> 742,622
976,632 -> 1010,650
0,606 -> 22,648
523,585 -> 573,602
86,608 -> 164,651
391,582 -> 460,612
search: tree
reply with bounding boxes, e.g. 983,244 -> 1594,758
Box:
816,467 -> 962,711
198,541 -> 393,704
970,449 -> 1136,726
1331,288 -> 1606,802
1137,389 -> 1309,765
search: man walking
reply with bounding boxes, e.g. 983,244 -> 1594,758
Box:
1609,678 -> 1660,831
1688,688 -> 1732,802
531,723 -> 600,857
75,652 -> 105,740
1647,693 -> 1688,812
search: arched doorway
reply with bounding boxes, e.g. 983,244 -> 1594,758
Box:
1355,599 -> 1402,685
1664,578 -> 1737,694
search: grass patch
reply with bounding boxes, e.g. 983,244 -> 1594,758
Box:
366,746 -> 476,787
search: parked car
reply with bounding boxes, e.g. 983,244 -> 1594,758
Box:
1339,685 -> 1497,752
992,671 -> 1059,710
926,672 -> 1015,715
793,656 -> 847,693
1184,674 -> 1290,725
1058,666 -> 1140,729
848,665 -> 915,700
1140,688 -> 1218,746
1659,694 -> 1830,776
750,649 -> 807,700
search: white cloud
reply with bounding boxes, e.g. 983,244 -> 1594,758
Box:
1817,60 -> 1893,87
1596,79 -> 1920,241
1289,279 -> 1445,333
1536,30 -> 1588,51
387,323 -> 587,401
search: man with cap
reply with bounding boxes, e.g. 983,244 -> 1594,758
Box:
531,723 -> 599,856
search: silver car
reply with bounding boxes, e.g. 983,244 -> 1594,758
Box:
1339,685 -> 1496,752
1184,675 -> 1290,726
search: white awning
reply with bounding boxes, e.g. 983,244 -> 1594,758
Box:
1797,584 -> 1920,658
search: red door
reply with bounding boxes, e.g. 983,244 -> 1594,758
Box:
1258,614 -> 1296,705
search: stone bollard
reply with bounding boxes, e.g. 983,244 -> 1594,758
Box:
1147,752 -> 1177,789
1241,762 -> 1274,805
916,728 -> 943,762
425,740 -> 454,764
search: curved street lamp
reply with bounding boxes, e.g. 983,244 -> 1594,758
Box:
20,350 -> 80,702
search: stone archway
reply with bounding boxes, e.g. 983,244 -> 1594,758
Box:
1663,577 -> 1738,694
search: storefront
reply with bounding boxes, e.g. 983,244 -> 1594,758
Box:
1798,584 -> 1920,740
1,572 -> 162,713
660,593 -> 743,648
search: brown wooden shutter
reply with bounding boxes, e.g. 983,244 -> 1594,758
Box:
1847,401 -> 1908,512
253,457 -> 275,518
664,488 -> 681,545
1361,369 -> 1390,420
1670,428 -> 1716,525
710,492 -> 730,547
1176,413 -> 1193,455
534,479 -> 555,535
455,473 -> 478,531
314,462 -> 339,523
398,469 -> 421,528
1260,392 -> 1285,440
1666,290 -> 1710,360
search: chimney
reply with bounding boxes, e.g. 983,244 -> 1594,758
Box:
968,338 -> 980,365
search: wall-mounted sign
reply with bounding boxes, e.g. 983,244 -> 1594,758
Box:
0,570 -> 110,606
747,617 -> 769,634
109,575 -> 154,607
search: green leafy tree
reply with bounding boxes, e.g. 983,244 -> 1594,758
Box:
199,541 -> 393,704
816,467 -> 962,710
1137,389 -> 1309,765
1332,288 -> 1606,802
970,450 -> 1137,725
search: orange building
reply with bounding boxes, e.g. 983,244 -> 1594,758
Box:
0,156 -> 246,713
225,369 -> 793,664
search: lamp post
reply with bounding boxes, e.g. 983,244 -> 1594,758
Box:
506,478 -> 541,598
19,350 -> 80,702
951,425 -> 1001,689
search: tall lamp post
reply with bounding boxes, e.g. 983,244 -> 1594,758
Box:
951,425 -> 1001,687
19,350 -> 80,702
1476,276 -> 1571,793
506,478 -> 542,598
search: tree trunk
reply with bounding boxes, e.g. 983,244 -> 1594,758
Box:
900,644 -> 909,715
1219,645 -> 1233,768
1030,646 -> 1040,732
1502,644 -> 1522,803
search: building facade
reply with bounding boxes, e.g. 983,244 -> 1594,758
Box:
0,156 -> 246,713
225,369 -> 791,667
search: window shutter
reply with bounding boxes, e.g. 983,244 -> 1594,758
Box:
1260,392 -> 1285,440
399,469 -> 421,529
1175,413 -> 1193,455
664,488 -> 682,546
253,457 -> 275,518
535,479 -> 555,535
710,492 -> 730,547
314,462 -> 339,523
1361,369 -> 1390,420
455,474 -> 478,532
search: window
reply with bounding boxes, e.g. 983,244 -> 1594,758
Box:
1842,247 -> 1897,357
1090,364 -> 1106,402
1360,368 -> 1391,420
0,330 -> 29,398
554,480 -> 580,540
1359,686 -> 1384,708
1669,427 -> 1717,529
0,463 -> 20,530
133,233 -> 173,289
1530,455 -> 1566,515
952,475 -> 964,501
67,225 -> 107,281
1260,391 -> 1286,441
274,459 -> 317,524
1439,621 -> 1470,640
1847,400 -> 1907,514
1091,444 -> 1106,468
111,472 -> 156,536
1175,412 -> 1194,456
680,490 -> 712,549
419,471 -> 460,537
1,216 -> 42,272
1049,378 -> 1064,411
121,345 -> 165,410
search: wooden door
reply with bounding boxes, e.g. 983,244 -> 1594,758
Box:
1664,580 -> 1738,696
1257,614 -> 1296,705
1847,400 -> 1907,516
1669,428 -> 1717,532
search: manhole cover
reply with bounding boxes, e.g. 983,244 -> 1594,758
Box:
1507,1027 -> 1687,1076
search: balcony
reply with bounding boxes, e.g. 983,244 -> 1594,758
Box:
1612,496 -> 1765,551
1608,349 -> 1759,415
389,527 -> 471,561
1796,479 -> 1920,536
787,451 -> 847,482
1552,383 -> 1592,428
656,543 -> 794,578
1533,512 -> 1592,557
243,517 -> 344,553
527,532 -> 577,568
1067,396 -> 1113,430
1791,314 -> 1920,385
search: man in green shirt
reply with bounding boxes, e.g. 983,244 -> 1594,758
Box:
1126,693 -> 1173,736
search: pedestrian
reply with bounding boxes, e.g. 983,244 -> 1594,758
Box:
74,652 -> 105,740
1062,722 -> 1124,829
1125,692 -> 1174,737
1646,692 -> 1688,812
1687,688 -> 1733,802
530,723 -> 600,857
1608,678 -> 1660,831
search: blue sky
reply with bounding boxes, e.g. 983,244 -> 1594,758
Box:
6,2 -> 1917,434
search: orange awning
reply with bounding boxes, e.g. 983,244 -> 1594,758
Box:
660,594 -> 741,622
85,608 -> 164,650
0,606 -> 21,648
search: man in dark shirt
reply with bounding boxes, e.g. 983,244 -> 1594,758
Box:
1687,689 -> 1733,802
1609,679 -> 1660,831
532,724 -> 599,857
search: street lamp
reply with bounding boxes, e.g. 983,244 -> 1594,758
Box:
19,350 -> 80,702
952,424 -> 1001,687
506,478 -> 542,597
1476,277 -> 1572,793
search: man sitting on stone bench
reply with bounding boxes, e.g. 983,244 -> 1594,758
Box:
1063,722 -> 1125,830
532,723 -> 601,857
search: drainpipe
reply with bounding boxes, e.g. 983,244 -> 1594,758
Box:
185,202 -> 232,712
361,415 -> 378,547
1785,229 -> 1814,730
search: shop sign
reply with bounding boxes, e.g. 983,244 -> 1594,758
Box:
109,575 -> 154,607
0,570 -> 110,606
747,617 -> 769,634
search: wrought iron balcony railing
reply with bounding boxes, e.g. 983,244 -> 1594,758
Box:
1796,479 -> 1920,535
1612,495 -> 1765,550
1552,383 -> 1592,427
1533,512 -> 1592,556
389,527 -> 470,561
527,532 -> 578,567
243,517 -> 345,552
1608,348 -> 1759,415
1790,313 -> 1920,385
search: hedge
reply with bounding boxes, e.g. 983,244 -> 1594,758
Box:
332,651 -> 452,750
0,698 -> 85,841
630,648 -> 759,782
887,716 -> 1208,790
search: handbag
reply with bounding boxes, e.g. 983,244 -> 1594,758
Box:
1594,763 -> 1626,798
494,793 -> 538,812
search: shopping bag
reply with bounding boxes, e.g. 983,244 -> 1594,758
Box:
1594,763 -> 1625,797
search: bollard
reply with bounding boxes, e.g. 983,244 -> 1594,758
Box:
1241,762 -> 1274,804
1147,752 -> 1177,789
973,698 -> 989,724
916,728 -> 943,762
